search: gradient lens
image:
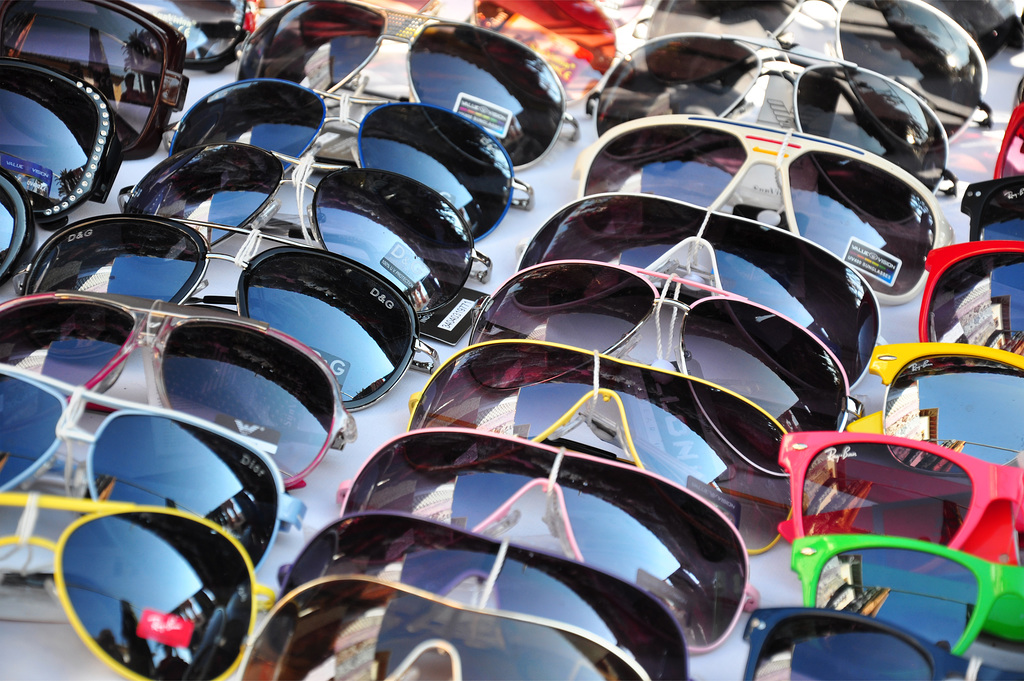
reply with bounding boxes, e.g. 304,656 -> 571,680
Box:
926,250 -> 1024,346
0,373 -> 63,490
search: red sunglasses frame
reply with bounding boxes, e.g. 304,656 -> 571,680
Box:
777,430 -> 1024,565
995,100 -> 1024,179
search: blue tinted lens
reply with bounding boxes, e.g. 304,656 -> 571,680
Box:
61,512 -> 252,679
928,253 -> 1024,347
0,374 -> 62,490
91,413 -> 280,566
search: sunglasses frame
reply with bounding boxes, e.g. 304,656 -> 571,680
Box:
995,100 -> 1024,179
777,429 -> 1024,564
961,176 -> 1024,241
573,114 -> 955,305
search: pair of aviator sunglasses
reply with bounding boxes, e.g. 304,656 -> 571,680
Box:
241,574 -> 650,680
518,192 -> 881,384
847,342 -> 1024,468
278,511 -> 689,679
339,428 -> 756,651
637,0 -> 988,139
575,115 -> 954,304
0,291 -> 354,487
778,430 -> 1024,565
471,260 -> 859,431
790,534 -> 1024,656
0,0 -> 190,159
743,607 -> 1023,681
0,364 -> 305,568
236,0 -> 575,168
0,58 -> 122,228
406,340 -> 790,552
588,33 -> 949,192
0,492 -> 272,680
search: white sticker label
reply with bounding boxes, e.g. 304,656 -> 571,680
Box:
843,236 -> 902,287
454,92 -> 514,139
438,298 -> 477,332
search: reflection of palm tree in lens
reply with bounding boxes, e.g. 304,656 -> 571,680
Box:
58,168 -> 82,200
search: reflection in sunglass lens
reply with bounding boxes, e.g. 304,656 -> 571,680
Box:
644,0 -> 800,39
134,0 -> 249,68
926,252 -> 1024,346
409,23 -> 564,168
972,180 -> 1024,240
62,512 -> 253,680
0,374 -> 63,490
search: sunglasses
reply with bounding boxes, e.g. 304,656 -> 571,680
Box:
589,33 -> 949,192
277,511 -> 689,680
777,430 -> 1024,565
0,166 -> 33,285
637,0 -> 988,139
996,100 -> 1024,179
0,0 -> 190,159
133,0 -> 258,72
0,57 -> 123,229
239,574 -> 650,680
848,342 -> 1024,467
517,192 -> 881,384
236,0 -> 575,168
920,240 -> 1024,348
406,339 -> 789,552
743,607 -> 1023,681
961,176 -> 1024,242
0,492 -> 273,680
574,115 -> 954,304
0,291 -> 354,487
470,260 -> 859,432
790,533 -> 1024,656
339,427 -> 756,651
0,364 -> 305,568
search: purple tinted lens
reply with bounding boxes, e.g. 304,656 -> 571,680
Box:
682,298 -> 846,431
596,35 -> 759,136
283,512 -> 689,680
645,0 -> 800,39
409,23 -> 564,168
471,262 -> 655,348
314,168 -> 473,313
926,251 -> 1024,346
236,0 -> 384,89
0,299 -> 134,384
346,429 -> 748,648
583,125 -> 745,202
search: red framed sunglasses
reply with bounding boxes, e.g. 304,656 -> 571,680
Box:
996,100 -> 1024,179
777,430 -> 1024,565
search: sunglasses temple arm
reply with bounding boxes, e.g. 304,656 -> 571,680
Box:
559,113 -> 580,143
511,178 -> 534,211
411,339 -> 439,374
470,250 -> 492,284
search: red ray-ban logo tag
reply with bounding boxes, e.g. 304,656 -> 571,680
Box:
137,609 -> 193,648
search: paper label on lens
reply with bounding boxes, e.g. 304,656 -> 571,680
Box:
843,237 -> 901,287
419,286 -> 489,345
454,93 -> 513,139
1,152 -> 53,199
380,242 -> 431,291
137,609 -> 194,648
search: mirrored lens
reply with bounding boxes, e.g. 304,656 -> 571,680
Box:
313,168 -> 473,313
92,413 -> 281,566
409,23 -> 565,168
171,79 -> 325,156
926,251 -> 1024,346
0,373 -> 63,490
239,248 -> 416,409
62,512 -> 253,680
24,217 -> 206,302
644,0 -> 800,39
358,103 -> 514,239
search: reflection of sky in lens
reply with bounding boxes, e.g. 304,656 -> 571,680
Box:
990,262 -> 1024,330
915,371 -> 1024,459
0,376 -> 63,488
0,90 -> 87,186
360,139 -> 474,214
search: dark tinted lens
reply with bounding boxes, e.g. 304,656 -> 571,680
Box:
24,218 -> 205,301
243,578 -> 645,681
788,152 -> 938,299
837,0 -> 984,138
812,547 -> 978,651
923,0 -> 1020,59
346,430 -> 748,648
795,66 -> 946,191
596,35 -> 759,136
582,125 -> 745,203
471,262 -> 656,348
236,0 -> 384,88
0,374 -> 62,490
0,169 -> 32,284
1,0 -> 167,153
359,103 -> 514,239
926,251 -> 1024,346
682,298 -> 846,431
0,299 -> 134,384
135,0 -> 248,66
239,249 -> 416,409
971,178 -> 1024,241
645,0 -> 800,38
409,23 -> 564,168
409,342 -> 787,551
172,79 -> 325,156
884,354 -> 1024,465
313,168 -> 473,313
160,320 -> 336,480
123,143 -> 283,229
282,513 -> 689,680
92,413 -> 281,566
62,512 -> 253,680
801,441 -> 972,543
